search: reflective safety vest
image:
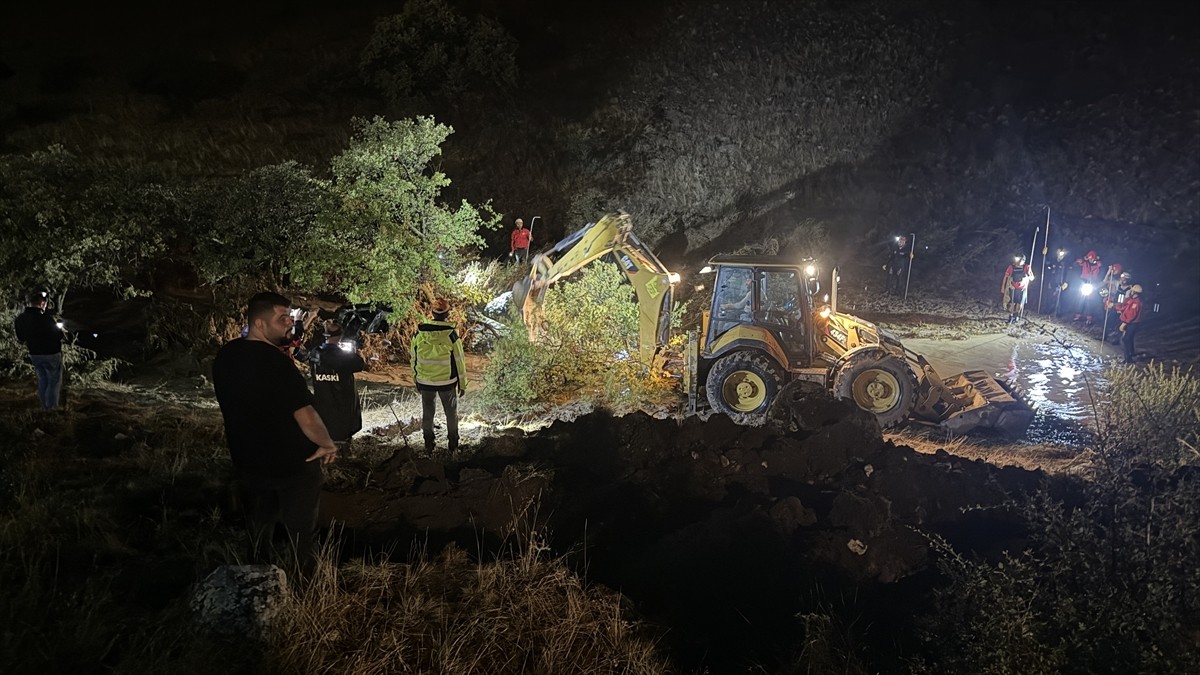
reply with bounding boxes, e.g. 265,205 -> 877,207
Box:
411,320 -> 467,391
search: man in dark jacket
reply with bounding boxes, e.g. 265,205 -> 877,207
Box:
309,320 -> 367,449
883,235 -> 911,296
14,288 -> 64,410
213,291 -> 339,576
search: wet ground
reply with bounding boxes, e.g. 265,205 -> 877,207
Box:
851,290 -> 1199,448
903,325 -> 1106,447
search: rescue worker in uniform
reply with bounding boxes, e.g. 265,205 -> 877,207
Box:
1100,263 -> 1125,298
1000,255 -> 1033,324
510,218 -> 532,264
1102,268 -> 1134,343
882,235 -> 911,296
1115,284 -> 1144,364
1072,250 -> 1103,325
309,320 -> 367,449
411,298 -> 467,453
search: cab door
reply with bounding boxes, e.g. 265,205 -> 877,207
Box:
753,268 -> 811,367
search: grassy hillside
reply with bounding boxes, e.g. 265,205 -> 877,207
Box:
2,0 -> 1196,297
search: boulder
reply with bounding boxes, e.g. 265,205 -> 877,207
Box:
191,564 -> 289,638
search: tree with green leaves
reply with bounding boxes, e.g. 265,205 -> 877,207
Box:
187,161 -> 331,288
289,116 -> 500,318
0,146 -> 168,308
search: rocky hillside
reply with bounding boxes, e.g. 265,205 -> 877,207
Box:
2,1 -> 1196,299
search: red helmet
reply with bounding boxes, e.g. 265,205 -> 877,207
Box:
1109,263 -> 1122,273
1085,250 -> 1098,261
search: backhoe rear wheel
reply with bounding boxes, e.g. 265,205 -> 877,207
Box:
831,354 -> 916,429
705,352 -> 783,422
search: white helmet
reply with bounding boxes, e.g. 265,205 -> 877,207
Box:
1131,284 -> 1143,294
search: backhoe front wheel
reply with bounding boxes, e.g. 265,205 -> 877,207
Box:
705,352 -> 783,422
831,354 -> 916,429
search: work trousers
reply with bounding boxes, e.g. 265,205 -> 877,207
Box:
1076,287 -> 1099,320
1121,323 -> 1141,364
421,388 -> 459,451
238,461 -> 324,578
29,353 -> 63,410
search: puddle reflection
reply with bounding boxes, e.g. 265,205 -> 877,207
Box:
903,332 -> 1110,446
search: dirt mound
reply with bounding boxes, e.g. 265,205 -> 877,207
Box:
325,381 -> 1068,670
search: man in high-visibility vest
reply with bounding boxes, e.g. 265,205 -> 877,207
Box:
410,298 -> 467,452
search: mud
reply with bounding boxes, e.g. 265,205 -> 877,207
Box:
324,382 -> 1073,671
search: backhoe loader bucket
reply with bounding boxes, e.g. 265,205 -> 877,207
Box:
910,355 -> 1035,436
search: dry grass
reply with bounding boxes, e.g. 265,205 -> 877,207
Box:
270,544 -> 670,674
0,379 -> 673,672
887,428 -> 1091,475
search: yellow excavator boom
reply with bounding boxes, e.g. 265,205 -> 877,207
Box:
513,212 -> 677,363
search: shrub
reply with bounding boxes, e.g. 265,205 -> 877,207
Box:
1100,362 -> 1200,468
479,262 -> 683,414
920,363 -> 1200,674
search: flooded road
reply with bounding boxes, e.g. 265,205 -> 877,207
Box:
903,327 -> 1113,444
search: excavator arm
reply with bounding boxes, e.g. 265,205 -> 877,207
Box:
513,212 -> 678,363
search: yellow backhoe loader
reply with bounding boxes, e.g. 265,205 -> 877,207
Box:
514,212 -> 1034,435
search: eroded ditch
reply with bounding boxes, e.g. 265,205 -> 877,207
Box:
323,382 -> 1081,671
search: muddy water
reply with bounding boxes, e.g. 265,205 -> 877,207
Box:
903,328 -> 1113,444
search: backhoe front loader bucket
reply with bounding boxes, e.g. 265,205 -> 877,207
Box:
909,355 -> 1035,436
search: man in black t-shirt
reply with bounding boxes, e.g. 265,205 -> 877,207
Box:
309,320 -> 366,448
212,291 -> 338,576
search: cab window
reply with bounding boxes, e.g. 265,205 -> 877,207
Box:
756,270 -> 803,328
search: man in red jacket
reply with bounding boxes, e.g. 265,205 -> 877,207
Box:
1072,250 -> 1103,325
510,218 -> 532,263
1115,284 -> 1144,364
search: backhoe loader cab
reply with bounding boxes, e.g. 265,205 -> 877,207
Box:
690,256 -> 830,418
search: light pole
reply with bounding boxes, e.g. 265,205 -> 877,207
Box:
1053,249 -> 1067,316
1037,207 -> 1050,313
903,232 -> 915,301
